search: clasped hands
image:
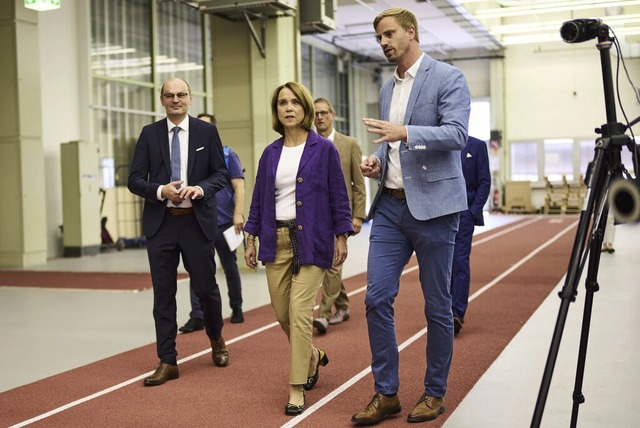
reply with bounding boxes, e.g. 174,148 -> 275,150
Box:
162,180 -> 203,204
360,118 -> 407,179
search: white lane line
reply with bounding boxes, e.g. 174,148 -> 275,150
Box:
281,219 -> 578,427
9,325 -> 281,428
10,217 -> 574,428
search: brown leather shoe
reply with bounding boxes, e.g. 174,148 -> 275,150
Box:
210,336 -> 229,367
407,394 -> 445,422
143,362 -> 179,386
351,392 -> 401,425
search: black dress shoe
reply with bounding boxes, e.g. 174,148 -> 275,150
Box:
285,393 -> 305,416
230,308 -> 244,323
303,349 -> 329,391
143,363 -> 179,386
453,317 -> 463,336
179,318 -> 204,333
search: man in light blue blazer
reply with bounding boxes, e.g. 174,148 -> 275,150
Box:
351,8 -> 471,425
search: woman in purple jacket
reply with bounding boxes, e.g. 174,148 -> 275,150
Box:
244,81 -> 354,416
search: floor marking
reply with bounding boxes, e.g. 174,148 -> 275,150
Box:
281,219 -> 579,427
10,218 -> 577,428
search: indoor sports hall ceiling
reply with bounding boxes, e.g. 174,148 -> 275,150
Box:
312,0 -> 640,61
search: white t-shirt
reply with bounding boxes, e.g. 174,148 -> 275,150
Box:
275,143 -> 306,221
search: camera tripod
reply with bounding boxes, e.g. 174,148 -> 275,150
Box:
531,23 -> 638,427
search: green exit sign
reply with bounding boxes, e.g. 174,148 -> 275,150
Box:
24,0 -> 61,11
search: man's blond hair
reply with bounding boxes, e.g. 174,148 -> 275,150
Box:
373,8 -> 420,43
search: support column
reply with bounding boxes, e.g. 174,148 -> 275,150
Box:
210,13 -> 299,215
0,1 -> 47,267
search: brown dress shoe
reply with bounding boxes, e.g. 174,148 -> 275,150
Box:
407,394 -> 445,422
351,392 -> 401,425
211,336 -> 229,367
143,362 -> 179,386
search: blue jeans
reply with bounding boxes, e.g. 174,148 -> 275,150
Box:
190,222 -> 243,318
366,194 -> 458,397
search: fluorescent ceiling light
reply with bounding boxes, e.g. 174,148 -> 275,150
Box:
490,14 -> 640,35
24,0 -> 61,11
475,0 -> 640,19
501,26 -> 640,45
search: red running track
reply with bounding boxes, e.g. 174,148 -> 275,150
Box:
0,215 -> 578,428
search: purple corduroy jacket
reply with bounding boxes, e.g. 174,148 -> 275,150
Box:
244,130 -> 354,269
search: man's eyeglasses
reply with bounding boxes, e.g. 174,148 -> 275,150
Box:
315,111 -> 331,117
162,92 -> 189,100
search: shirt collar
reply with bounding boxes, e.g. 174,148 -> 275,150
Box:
393,53 -> 424,83
167,116 -> 190,132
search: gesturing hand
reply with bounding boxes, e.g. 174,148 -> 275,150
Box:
362,118 -> 407,145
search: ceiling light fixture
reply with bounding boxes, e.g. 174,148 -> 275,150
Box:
474,0 -> 640,19
490,14 -> 640,35
24,0 -> 61,11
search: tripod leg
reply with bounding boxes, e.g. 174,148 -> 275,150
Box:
569,203 -> 607,428
531,148 -> 609,427
569,150 -> 623,427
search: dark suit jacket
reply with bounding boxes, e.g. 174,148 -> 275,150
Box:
462,136 -> 491,226
127,116 -> 229,240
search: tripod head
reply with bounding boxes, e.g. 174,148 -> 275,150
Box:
562,19 -> 640,223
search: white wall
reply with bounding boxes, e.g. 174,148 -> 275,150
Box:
505,42 -> 640,141
39,0 -> 87,258
454,58 -> 491,99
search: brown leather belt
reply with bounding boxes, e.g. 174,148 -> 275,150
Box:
166,207 -> 194,216
382,187 -> 406,200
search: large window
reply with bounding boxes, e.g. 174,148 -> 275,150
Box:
469,99 -> 490,142
90,0 -> 209,238
544,138 -> 574,181
511,141 -> 539,181
509,137 -> 638,183
301,42 -> 350,134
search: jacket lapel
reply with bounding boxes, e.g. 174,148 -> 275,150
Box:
404,55 -> 430,125
158,121 -> 171,177
269,137 -> 284,179
297,131 -> 317,173
187,116 -> 197,179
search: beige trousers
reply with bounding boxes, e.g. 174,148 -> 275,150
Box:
318,264 -> 350,320
265,227 -> 326,385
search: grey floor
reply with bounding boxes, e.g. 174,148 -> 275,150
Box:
1,214 -> 639,427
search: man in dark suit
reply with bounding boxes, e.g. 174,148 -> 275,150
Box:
352,7 -> 471,425
452,136 -> 491,336
128,77 -> 230,386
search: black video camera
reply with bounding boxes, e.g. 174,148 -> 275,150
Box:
560,19 -> 603,43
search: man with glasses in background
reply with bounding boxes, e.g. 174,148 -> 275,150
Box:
312,98 -> 366,335
128,77 -> 230,387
